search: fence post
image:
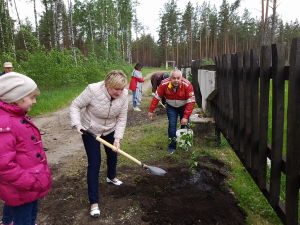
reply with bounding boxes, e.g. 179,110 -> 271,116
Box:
250,49 -> 260,176
243,51 -> 252,167
286,37 -> 300,225
237,53 -> 245,159
224,54 -> 233,142
231,53 -> 240,151
191,59 -> 202,108
270,43 -> 285,208
258,45 -> 271,190
214,56 -> 221,146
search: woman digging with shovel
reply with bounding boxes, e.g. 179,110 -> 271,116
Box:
70,70 -> 128,218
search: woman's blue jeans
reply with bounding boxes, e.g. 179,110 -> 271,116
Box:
166,104 -> 185,149
82,131 -> 118,204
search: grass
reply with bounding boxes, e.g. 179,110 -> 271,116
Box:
120,119 -> 169,167
29,85 -> 86,116
142,66 -> 170,76
267,80 -> 289,154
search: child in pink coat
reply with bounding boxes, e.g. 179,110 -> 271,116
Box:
0,72 -> 52,225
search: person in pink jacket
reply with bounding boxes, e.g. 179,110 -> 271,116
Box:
0,72 -> 52,225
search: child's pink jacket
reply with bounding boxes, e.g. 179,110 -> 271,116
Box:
0,101 -> 52,206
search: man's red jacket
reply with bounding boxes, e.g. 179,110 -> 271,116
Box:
149,77 -> 196,119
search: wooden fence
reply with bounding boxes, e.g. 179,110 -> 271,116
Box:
191,37 -> 300,225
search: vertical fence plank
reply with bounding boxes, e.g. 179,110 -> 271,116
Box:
214,57 -> 221,146
218,55 -> 224,135
237,53 -> 245,158
191,60 -> 202,107
225,54 -> 233,142
270,43 -> 285,208
244,51 -> 252,167
221,54 -> 229,138
250,49 -> 260,175
258,45 -> 272,190
232,53 -> 240,151
286,37 -> 300,225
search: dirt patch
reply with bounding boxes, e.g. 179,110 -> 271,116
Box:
37,154 -> 246,225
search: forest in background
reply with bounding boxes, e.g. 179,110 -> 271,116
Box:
1,0 -> 300,85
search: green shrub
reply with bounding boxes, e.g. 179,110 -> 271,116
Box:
18,49 -> 132,90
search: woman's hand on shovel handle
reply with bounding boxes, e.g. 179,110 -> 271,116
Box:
75,125 -> 86,134
113,139 -> 120,152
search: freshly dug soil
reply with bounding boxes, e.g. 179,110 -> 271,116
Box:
38,153 -> 246,225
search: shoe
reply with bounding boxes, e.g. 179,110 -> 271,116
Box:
106,177 -> 123,185
133,107 -> 141,112
90,206 -> 100,217
168,148 -> 176,154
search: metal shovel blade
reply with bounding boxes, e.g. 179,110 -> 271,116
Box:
144,165 -> 167,176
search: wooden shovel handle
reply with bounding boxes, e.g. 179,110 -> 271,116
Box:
95,136 -> 143,167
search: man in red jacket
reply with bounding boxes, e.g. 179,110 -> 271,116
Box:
148,69 -> 195,154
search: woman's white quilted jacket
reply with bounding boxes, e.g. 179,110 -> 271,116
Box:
70,81 -> 128,139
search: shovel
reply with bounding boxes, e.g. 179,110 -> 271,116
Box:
81,129 -> 167,176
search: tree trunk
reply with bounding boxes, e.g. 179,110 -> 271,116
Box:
261,0 -> 269,45
88,11 -> 95,54
270,0 -> 277,43
67,0 -> 77,66
13,0 -> 27,51
33,0 -> 39,39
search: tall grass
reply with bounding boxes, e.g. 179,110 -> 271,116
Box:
29,85 -> 86,116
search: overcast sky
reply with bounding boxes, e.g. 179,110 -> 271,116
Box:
12,0 -> 300,41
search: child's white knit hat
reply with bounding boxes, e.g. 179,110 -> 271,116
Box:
0,72 -> 37,103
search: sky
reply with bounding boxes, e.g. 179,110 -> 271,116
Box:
11,0 -> 300,41
135,0 -> 300,40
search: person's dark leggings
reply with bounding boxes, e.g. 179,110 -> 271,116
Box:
82,131 -> 118,204
1,204 -> 12,225
166,104 -> 185,149
9,200 -> 38,225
